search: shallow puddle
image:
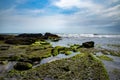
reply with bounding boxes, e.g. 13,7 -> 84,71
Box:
33,52 -> 80,68
0,62 -> 16,76
95,52 -> 120,80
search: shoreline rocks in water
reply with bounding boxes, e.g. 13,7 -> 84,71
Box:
0,33 -> 120,80
0,33 -> 61,45
82,41 -> 94,48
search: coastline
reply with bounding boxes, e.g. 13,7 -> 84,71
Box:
0,33 -> 120,80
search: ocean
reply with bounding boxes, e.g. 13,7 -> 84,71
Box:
50,33 -> 120,51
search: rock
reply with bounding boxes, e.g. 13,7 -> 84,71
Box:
0,34 -> 15,40
16,33 -> 43,38
14,62 -> 32,70
29,57 -> 41,62
9,55 -> 21,61
5,38 -> 36,45
82,41 -> 94,48
0,45 -> 10,50
44,33 -> 61,41
52,48 -> 59,56
0,61 -> 8,65
29,57 -> 41,65
3,33 -> 61,44
64,51 -> 72,55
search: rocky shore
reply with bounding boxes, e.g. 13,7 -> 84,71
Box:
0,33 -> 120,80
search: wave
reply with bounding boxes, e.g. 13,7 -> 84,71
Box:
57,34 -> 120,38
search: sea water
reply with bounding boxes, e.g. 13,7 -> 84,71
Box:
50,33 -> 120,51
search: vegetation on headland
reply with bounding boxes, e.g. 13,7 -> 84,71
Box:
6,53 -> 109,80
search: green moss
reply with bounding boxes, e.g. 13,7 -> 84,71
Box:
14,62 -> 33,71
64,51 -> 72,55
41,52 -> 52,58
9,55 -> 21,61
32,41 -> 50,46
0,57 -> 9,61
97,55 -> 113,61
0,77 -> 4,80
70,44 -> 80,52
6,53 -> 109,80
0,60 -> 8,65
52,48 -> 59,56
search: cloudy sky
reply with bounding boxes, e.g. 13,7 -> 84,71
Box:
0,0 -> 120,34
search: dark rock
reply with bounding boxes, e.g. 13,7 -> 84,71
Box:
29,57 -> 41,62
0,61 -> 8,65
16,33 -> 43,38
44,33 -> 61,41
0,45 -> 10,50
14,62 -> 32,70
82,41 -> 94,48
5,38 -> 36,45
0,34 -> 15,40
9,56 -> 20,61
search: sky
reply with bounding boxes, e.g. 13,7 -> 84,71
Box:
0,0 -> 120,34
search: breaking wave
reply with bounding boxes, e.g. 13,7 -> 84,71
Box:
57,34 -> 120,38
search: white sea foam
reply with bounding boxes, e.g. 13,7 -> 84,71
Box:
57,33 -> 120,38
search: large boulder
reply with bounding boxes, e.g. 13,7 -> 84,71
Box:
44,33 -> 61,41
14,62 -> 32,70
82,41 -> 94,48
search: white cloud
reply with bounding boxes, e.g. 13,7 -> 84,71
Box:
53,0 -> 103,12
0,0 -> 119,33
0,14 -> 67,33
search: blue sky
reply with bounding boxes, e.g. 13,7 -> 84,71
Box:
0,0 -> 120,34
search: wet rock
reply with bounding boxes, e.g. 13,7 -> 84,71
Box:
16,33 -> 43,38
0,45 -> 10,50
44,33 -> 61,41
0,34 -> 15,41
0,61 -> 8,65
14,62 -> 32,70
82,41 -> 94,48
9,56 -> 21,61
29,57 -> 41,62
5,38 -> 36,45
29,57 -> 41,65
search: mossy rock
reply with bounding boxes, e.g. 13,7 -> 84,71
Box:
41,53 -> 52,59
52,48 -> 59,56
14,62 -> 32,70
64,51 -> 72,55
0,77 -> 4,80
97,55 -> 113,61
9,55 -> 21,61
70,44 -> 80,52
29,57 -> 41,62
0,61 -> 8,65
0,45 -> 10,50
40,41 -> 50,45
55,46 -> 69,52
0,57 -> 10,61
7,53 -> 109,80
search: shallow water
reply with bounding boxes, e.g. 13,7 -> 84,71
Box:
95,52 -> 120,80
0,62 -> 16,76
33,52 -> 80,68
51,37 -> 120,51
40,52 -> 80,64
